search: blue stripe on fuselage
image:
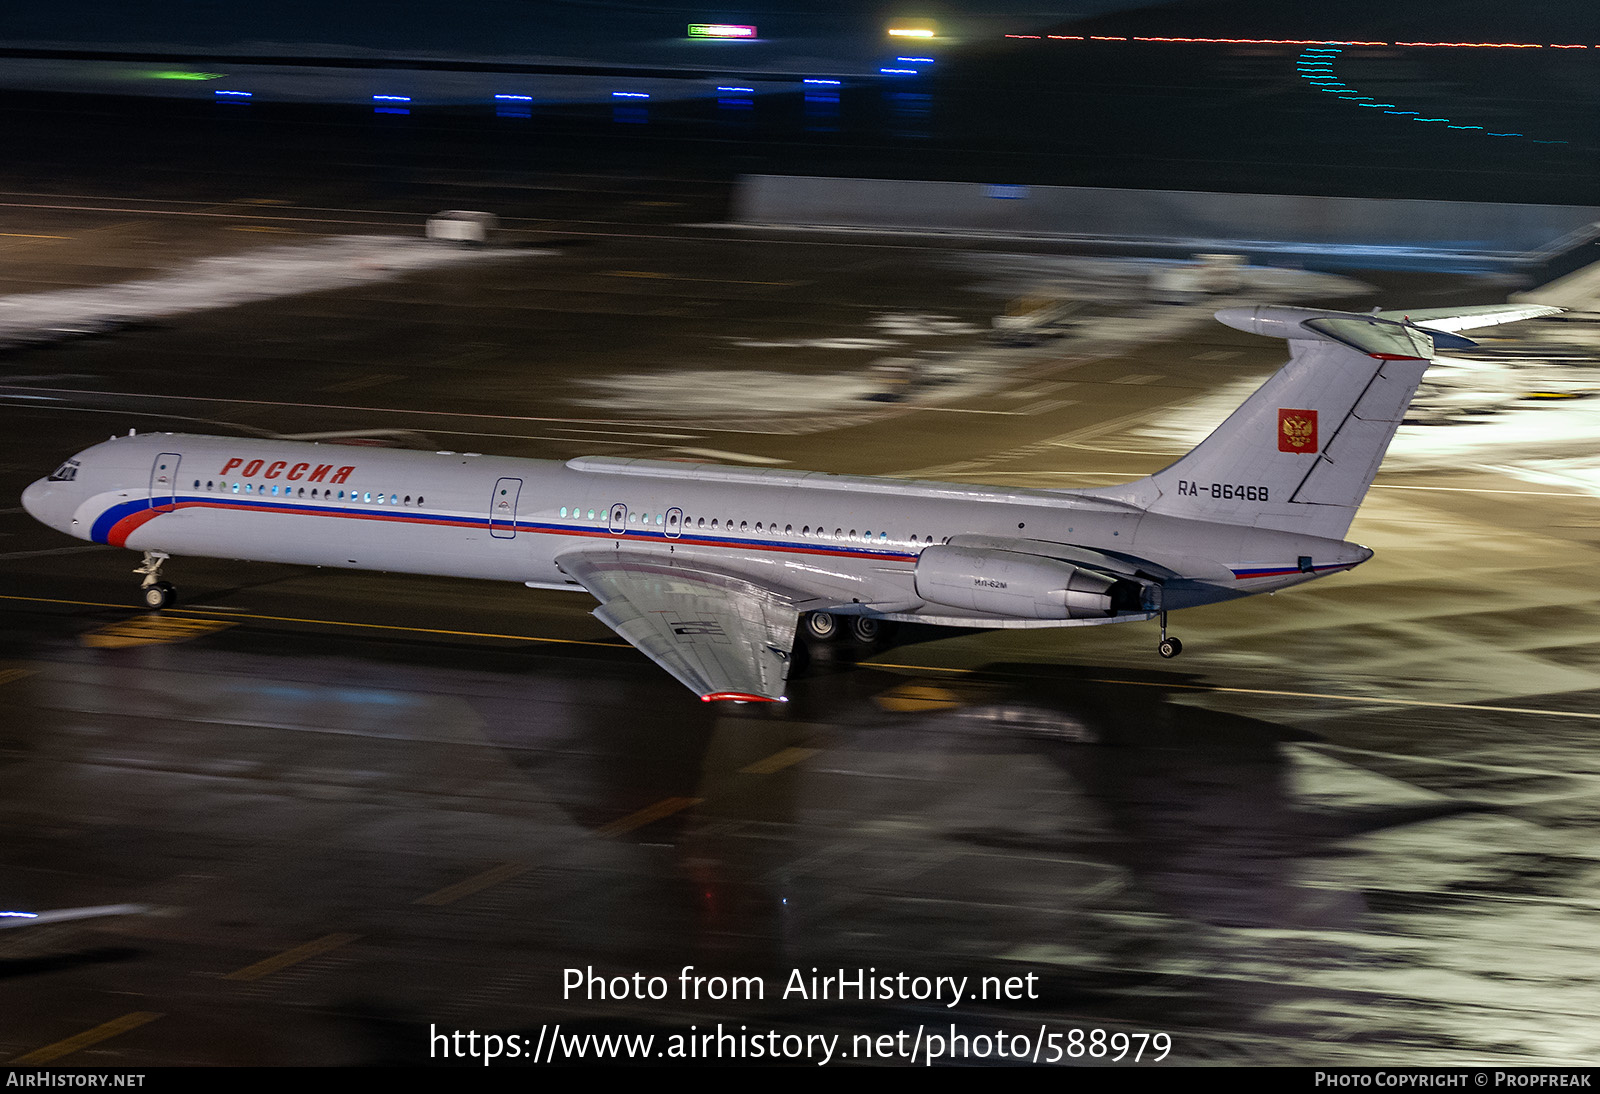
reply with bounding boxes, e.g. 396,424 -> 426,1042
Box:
89,495 -> 923,561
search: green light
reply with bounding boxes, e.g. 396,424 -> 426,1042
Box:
687,24 -> 756,39
150,70 -> 226,81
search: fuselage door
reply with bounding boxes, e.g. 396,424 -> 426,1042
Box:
665,507 -> 683,540
489,477 -> 522,539
149,453 -> 181,512
609,503 -> 627,534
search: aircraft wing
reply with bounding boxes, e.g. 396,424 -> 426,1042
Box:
556,550 -> 801,702
1374,304 -> 1562,333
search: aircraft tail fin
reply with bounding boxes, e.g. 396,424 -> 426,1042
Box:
1081,304 -> 1557,540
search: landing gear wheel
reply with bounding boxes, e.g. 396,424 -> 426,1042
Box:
802,611 -> 838,642
143,581 -> 176,610
848,616 -> 882,644
1158,637 -> 1182,659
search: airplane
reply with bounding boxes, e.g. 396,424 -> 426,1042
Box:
21,303 -> 1558,703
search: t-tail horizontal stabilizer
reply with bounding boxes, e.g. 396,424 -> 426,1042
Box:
1083,303 -> 1558,541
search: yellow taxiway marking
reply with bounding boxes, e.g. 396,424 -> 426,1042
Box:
81,613 -> 236,649
875,683 -> 963,713
414,862 -> 530,907
229,224 -> 296,233
0,595 -> 627,650
11,1011 -> 163,1065
0,232 -> 68,239
867,661 -> 1600,721
0,667 -> 34,687
740,747 -> 819,775
595,797 -> 702,838
223,932 -> 362,982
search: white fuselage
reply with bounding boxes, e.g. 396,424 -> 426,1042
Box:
22,432 -> 1366,627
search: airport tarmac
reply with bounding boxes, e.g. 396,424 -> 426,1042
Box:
0,167 -> 1598,1067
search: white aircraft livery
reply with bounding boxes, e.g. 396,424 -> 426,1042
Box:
21,304 -> 1557,703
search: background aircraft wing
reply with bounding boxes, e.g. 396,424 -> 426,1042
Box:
1374,303 -> 1562,333
556,550 -> 801,702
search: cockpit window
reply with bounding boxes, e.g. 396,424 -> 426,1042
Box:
48,460 -> 79,482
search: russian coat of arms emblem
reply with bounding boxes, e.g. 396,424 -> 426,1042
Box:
1278,408 -> 1318,453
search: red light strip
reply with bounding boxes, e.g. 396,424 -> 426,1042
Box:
1396,41 -> 1543,48
1131,36 -> 1370,45
1005,35 -> 1597,49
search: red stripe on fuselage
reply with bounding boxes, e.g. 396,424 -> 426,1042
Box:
100,498 -> 921,563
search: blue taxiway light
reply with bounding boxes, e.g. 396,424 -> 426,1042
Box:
494,94 -> 532,101
373,95 -> 411,102
611,91 -> 649,99
803,78 -> 841,86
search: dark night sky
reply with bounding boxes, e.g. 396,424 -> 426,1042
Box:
1,3 -> 1152,57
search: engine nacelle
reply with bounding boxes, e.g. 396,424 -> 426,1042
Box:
913,546 -> 1120,620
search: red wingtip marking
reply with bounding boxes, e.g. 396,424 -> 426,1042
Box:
1370,352 -> 1427,360
701,692 -> 781,703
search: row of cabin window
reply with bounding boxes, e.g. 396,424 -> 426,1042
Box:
194,479 -> 425,506
556,505 -> 942,545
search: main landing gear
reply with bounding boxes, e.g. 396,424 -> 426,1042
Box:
795,612 -> 894,677
135,550 -> 177,610
802,611 -> 888,646
1157,611 -> 1183,659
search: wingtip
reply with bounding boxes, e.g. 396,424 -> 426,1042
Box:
701,692 -> 786,703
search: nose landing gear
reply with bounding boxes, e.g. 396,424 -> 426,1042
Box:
135,551 -> 177,610
1157,611 -> 1182,659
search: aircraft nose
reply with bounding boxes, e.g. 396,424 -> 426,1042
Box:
21,478 -> 72,533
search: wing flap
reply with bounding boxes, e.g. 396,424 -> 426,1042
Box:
558,549 -> 800,702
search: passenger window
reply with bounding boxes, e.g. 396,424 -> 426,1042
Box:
418,496 -> 424,505
560,507 -> 567,517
